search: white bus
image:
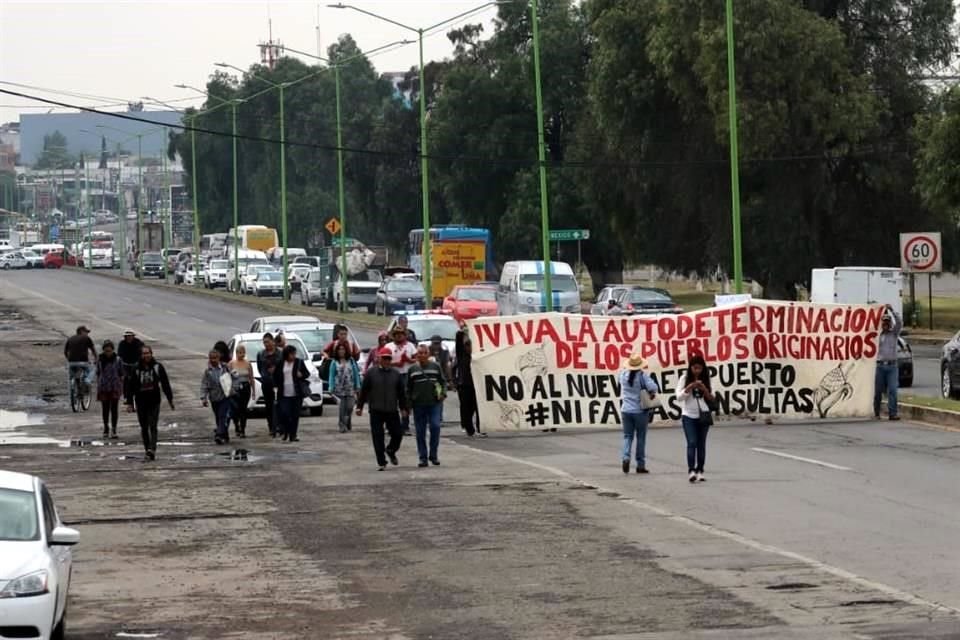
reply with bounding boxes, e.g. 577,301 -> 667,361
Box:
226,226 -> 279,254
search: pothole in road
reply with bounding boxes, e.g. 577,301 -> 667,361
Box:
0,409 -> 69,446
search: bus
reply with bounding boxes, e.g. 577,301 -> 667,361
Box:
226,225 -> 279,254
200,233 -> 227,257
408,226 -> 493,301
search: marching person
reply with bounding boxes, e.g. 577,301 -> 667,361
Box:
408,344 -> 447,468
388,326 -> 418,435
229,344 -> 255,438
675,354 -> 715,483
323,324 -> 361,360
96,339 -> 125,439
257,333 -> 283,437
213,340 -> 231,365
124,345 -> 174,461
117,329 -> 143,380
396,314 -> 417,343
272,344 -> 310,442
454,329 -> 484,437
364,332 -> 390,375
356,347 -> 409,471
201,349 -> 233,445
619,351 -> 660,474
875,305 -> 903,421
328,342 -> 361,433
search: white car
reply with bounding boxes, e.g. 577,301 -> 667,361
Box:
203,259 -> 230,289
184,267 -> 198,287
289,264 -> 311,292
0,250 -> 43,269
300,269 -> 327,307
248,315 -> 321,335
241,264 -> 275,295
251,270 -> 284,297
226,332 -> 324,415
0,471 -> 79,640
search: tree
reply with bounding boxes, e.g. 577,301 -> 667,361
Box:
34,130 -> 73,170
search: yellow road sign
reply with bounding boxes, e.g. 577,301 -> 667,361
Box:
325,217 -> 341,236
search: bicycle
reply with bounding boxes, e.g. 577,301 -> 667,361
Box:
70,365 -> 91,413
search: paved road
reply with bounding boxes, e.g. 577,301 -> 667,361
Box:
911,343 -> 942,398
2,268 -> 959,638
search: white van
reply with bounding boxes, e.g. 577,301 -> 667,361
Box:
30,243 -> 66,256
497,260 -> 581,315
810,267 -> 902,318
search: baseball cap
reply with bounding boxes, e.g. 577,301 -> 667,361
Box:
77,325 -> 90,334
378,346 -> 393,358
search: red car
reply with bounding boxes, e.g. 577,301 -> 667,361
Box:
442,285 -> 498,322
43,251 -> 77,269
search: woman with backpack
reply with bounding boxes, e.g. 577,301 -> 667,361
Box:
328,342 -> 361,433
619,351 -> 660,474
97,339 -> 125,439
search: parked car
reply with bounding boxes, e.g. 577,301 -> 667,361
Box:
608,287 -> 683,316
249,315 -> 321,335
590,286 -> 629,315
0,470 -> 80,640
135,252 -> 166,279
940,334 -> 960,398
441,285 -> 498,322
203,259 -> 230,289
43,250 -> 78,269
226,332 -> 324,415
251,270 -> 284,297
0,250 -> 43,269
375,278 -> 427,316
241,264 -> 276,295
896,337 -> 913,388
300,269 -> 325,307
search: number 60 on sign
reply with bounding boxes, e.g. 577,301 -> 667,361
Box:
900,232 -> 942,274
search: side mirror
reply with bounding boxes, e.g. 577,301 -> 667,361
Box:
50,525 -> 80,546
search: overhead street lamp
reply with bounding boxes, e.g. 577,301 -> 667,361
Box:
329,1 -> 506,305
175,85 -> 245,293
215,62 -> 293,302
281,39 -> 413,312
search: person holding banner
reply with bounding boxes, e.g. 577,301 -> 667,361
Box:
874,306 -> 902,421
619,352 -> 660,474
676,354 -> 715,483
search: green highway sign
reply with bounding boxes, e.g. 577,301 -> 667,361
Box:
549,229 -> 590,241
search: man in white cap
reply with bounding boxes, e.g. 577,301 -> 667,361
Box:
117,329 -> 144,381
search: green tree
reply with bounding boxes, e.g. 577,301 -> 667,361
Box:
34,130 -> 73,170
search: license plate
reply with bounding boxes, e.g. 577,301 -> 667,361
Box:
406,305 -> 414,311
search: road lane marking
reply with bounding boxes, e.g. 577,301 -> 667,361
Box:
452,442 -> 958,614
0,279 -> 157,341
750,447 -> 852,471
166,310 -> 178,316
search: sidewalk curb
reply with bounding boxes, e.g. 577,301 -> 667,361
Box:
897,402 -> 960,430
67,267 -> 388,331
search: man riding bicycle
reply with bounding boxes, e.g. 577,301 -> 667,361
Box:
64,325 -> 97,391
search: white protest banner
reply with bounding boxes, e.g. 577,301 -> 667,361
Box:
466,301 -> 885,431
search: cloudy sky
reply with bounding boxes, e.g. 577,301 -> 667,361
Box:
0,1 -> 501,125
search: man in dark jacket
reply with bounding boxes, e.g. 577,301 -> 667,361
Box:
117,329 -> 144,380
408,344 -> 447,467
356,347 -> 409,471
124,345 -> 174,461
256,333 -> 283,437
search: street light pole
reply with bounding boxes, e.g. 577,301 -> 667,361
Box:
334,65 -> 349,312
190,116 -> 201,284
84,158 -> 92,270
232,100 -> 239,291
137,134 -> 144,278
279,82 -> 289,302
530,0 -> 553,310
116,142 -> 125,276
725,0 -> 744,294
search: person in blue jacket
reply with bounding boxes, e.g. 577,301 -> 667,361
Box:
619,351 -> 660,474
328,342 -> 361,433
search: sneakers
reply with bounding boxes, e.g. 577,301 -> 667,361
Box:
377,465 -> 386,471
636,467 -> 649,474
688,471 -> 697,483
418,461 -> 428,468
621,459 -> 630,474
387,451 -> 399,466
696,472 -> 706,482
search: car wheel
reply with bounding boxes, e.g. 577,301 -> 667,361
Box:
900,374 -> 913,389
942,365 -> 956,399
51,604 -> 66,640
310,406 -> 323,416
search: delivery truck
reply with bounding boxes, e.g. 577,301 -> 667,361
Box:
810,267 -> 903,317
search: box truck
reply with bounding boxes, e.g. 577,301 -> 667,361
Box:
809,267 -> 903,317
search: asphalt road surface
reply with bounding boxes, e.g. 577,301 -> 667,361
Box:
910,343 -> 943,399
1,269 -> 959,639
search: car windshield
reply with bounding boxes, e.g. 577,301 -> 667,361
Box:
210,260 -> 228,269
290,328 -> 335,353
405,318 -> 459,341
259,272 -> 281,281
241,337 -> 308,363
0,488 -> 39,541
387,280 -> 423,294
457,287 -> 496,302
519,274 -> 578,293
263,321 -> 318,334
623,289 -> 672,304
143,253 -> 163,262
249,265 -> 272,274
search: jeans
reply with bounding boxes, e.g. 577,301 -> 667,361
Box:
232,384 -> 251,435
874,363 -> 899,418
277,395 -> 302,439
211,399 -> 232,439
136,399 -> 160,454
621,411 -> 650,467
681,416 -> 710,473
336,394 -> 355,432
262,384 -> 277,434
414,404 -> 442,463
101,399 -> 119,432
369,410 -> 404,467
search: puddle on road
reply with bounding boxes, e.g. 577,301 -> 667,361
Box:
0,409 -> 69,446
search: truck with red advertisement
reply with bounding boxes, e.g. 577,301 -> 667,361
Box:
408,226 -> 491,304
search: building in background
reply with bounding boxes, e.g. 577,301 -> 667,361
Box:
19,110 -> 181,165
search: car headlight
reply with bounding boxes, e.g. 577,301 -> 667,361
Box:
387,296 -> 399,303
0,570 -> 49,598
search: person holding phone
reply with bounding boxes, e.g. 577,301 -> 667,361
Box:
675,354 -> 715,483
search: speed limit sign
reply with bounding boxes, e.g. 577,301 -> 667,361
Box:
900,232 -> 942,273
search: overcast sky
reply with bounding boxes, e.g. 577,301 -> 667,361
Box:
0,1 -> 501,125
